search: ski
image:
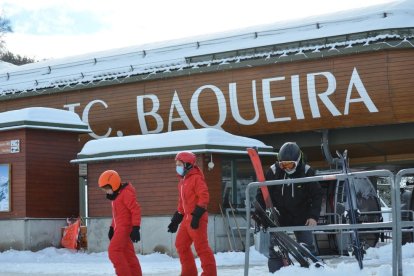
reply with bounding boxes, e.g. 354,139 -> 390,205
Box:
229,201 -> 246,251
253,200 -> 321,267
247,147 -> 322,267
336,150 -> 364,269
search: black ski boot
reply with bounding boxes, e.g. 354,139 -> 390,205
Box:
268,247 -> 288,273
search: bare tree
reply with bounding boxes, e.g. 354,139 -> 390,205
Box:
0,15 -> 12,51
0,14 -> 35,65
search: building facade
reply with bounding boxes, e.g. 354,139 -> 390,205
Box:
0,1 -> 413,253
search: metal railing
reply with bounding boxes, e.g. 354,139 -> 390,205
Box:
393,168 -> 414,275
244,169 -> 414,276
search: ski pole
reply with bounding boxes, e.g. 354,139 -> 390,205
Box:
219,203 -> 234,251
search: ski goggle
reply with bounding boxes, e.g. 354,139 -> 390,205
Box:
279,161 -> 297,170
278,154 -> 301,171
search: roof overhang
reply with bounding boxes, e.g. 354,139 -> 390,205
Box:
0,121 -> 91,133
0,107 -> 91,133
71,128 -> 275,163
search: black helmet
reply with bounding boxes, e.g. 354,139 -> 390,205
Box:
278,142 -> 302,175
278,142 -> 301,162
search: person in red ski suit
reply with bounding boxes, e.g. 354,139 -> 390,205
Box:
99,170 -> 142,276
167,151 -> 217,276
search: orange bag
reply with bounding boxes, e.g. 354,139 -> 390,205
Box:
61,218 -> 80,249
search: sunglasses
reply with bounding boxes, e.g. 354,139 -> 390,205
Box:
278,154 -> 301,171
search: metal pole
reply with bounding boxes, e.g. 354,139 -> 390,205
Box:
391,171 -> 399,276
244,183 -> 252,276
394,169 -> 414,276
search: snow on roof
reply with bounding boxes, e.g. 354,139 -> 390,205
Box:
72,128 -> 274,163
0,61 -> 17,70
0,1 -> 413,96
0,107 -> 90,133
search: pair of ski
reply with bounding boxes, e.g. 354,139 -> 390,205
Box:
247,147 -> 364,270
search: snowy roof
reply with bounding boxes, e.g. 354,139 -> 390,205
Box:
0,1 -> 413,97
0,107 -> 90,133
72,128 -> 274,163
0,61 -> 17,70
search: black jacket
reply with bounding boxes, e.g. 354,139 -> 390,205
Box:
256,160 -> 323,226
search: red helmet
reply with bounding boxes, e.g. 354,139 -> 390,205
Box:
175,151 -> 196,165
98,170 -> 121,191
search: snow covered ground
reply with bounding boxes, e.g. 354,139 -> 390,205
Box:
0,242 -> 414,275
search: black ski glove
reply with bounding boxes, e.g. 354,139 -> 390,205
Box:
108,226 -> 114,240
191,205 -> 206,229
130,226 -> 140,243
168,211 -> 184,233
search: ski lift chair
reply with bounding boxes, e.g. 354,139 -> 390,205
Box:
314,175 -> 382,256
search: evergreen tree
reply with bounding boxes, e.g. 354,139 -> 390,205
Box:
1,51 -> 35,65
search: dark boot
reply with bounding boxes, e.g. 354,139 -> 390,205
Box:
268,247 -> 286,273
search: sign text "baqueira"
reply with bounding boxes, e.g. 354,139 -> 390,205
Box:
64,67 -> 378,139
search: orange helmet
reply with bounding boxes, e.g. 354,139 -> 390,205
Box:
175,151 -> 196,165
98,170 -> 121,191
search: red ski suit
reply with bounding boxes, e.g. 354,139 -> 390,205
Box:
176,166 -> 217,276
108,183 -> 142,276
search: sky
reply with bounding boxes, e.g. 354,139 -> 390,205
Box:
0,0 -> 396,61
0,243 -> 413,275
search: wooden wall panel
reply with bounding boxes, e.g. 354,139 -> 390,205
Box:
0,129 -> 27,218
88,154 -> 221,217
25,130 -> 80,218
200,154 -> 222,214
388,51 -> 414,122
88,158 -> 178,217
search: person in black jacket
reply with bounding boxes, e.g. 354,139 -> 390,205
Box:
256,142 -> 323,273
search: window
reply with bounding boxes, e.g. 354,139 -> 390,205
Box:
221,158 -> 256,208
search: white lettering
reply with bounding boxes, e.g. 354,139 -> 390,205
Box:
190,85 -> 226,129
307,72 -> 341,118
83,100 -> 111,139
262,77 -> 290,122
168,91 -> 194,131
344,67 -> 378,115
136,94 -> 164,134
291,75 -> 305,120
61,67 -> 377,137
229,81 -> 259,125
63,103 -> 80,113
